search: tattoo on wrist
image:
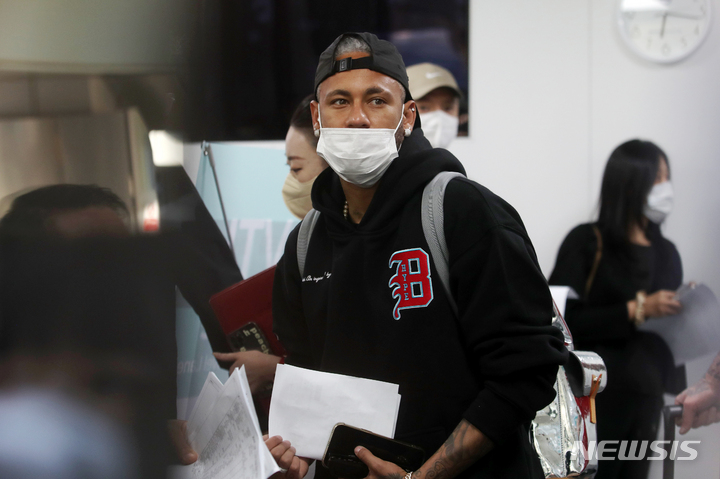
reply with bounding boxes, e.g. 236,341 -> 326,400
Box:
687,380 -> 711,396
417,420 -> 487,479
424,461 -> 450,479
706,353 -> 720,386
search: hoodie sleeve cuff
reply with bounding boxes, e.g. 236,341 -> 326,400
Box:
463,389 -> 529,446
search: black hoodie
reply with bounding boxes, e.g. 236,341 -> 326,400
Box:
273,130 -> 568,478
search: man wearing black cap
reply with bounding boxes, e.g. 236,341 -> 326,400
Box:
272,32 -> 567,479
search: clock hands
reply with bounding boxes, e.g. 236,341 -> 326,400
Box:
622,7 -> 705,20
619,0 -> 709,62
661,12 -> 668,38
665,10 -> 704,19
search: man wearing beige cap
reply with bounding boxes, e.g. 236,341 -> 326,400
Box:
406,62 -> 463,149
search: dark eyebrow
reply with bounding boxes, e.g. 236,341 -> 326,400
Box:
324,86 -> 393,101
326,89 -> 352,98
364,86 -> 388,96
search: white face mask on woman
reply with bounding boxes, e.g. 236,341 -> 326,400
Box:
644,181 -> 674,224
420,110 -> 459,149
315,109 -> 404,188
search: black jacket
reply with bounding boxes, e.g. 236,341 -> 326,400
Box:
273,130 -> 567,478
156,166 -> 243,355
549,222 -> 684,395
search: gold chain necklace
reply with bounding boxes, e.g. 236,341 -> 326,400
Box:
343,200 -> 349,221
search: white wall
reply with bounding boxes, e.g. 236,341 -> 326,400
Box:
450,1 -> 593,277
451,1 -> 720,477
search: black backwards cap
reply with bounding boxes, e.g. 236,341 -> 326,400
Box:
314,32 -> 412,101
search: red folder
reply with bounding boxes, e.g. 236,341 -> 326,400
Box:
209,265 -> 286,357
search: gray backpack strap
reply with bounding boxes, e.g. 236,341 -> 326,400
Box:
296,208 -> 320,277
421,171 -> 465,317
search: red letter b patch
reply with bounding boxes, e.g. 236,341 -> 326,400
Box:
388,248 -> 434,320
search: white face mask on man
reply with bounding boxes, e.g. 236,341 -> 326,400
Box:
644,181 -> 674,224
315,108 -> 404,188
420,110 -> 459,149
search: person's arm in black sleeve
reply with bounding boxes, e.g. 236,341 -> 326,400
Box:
272,225 -> 316,370
664,240 -> 683,289
156,166 -> 243,355
548,225 -> 633,342
444,181 -> 567,447
452,225 -> 566,445
358,181 -> 567,479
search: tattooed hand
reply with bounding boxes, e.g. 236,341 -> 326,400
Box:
352,420 -> 493,479
675,352 -> 720,434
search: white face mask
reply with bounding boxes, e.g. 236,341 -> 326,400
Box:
315,109 -> 403,188
420,110 -> 459,149
644,181 -> 674,224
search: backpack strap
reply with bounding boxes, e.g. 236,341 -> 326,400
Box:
421,171 -> 465,317
296,208 -> 320,277
584,225 -> 603,298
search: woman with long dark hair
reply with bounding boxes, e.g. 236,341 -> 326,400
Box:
549,139 -> 684,479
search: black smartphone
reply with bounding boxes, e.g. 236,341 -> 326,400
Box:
226,321 -> 272,354
322,423 -> 425,479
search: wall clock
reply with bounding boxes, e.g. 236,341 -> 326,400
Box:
617,0 -> 712,63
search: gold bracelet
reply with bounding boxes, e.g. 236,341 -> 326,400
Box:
404,472 -> 413,479
634,290 -> 646,326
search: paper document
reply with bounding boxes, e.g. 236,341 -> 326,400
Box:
268,364 -> 401,460
549,286 -> 578,319
186,372 -> 223,445
186,367 -> 280,479
639,283 -> 720,366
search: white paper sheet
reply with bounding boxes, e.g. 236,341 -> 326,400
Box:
268,364 -> 401,460
639,283 -> 720,366
186,372 -> 223,445
235,369 -> 280,479
188,367 -> 280,479
549,286 -> 572,319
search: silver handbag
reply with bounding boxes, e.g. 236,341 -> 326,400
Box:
530,309 -> 607,478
